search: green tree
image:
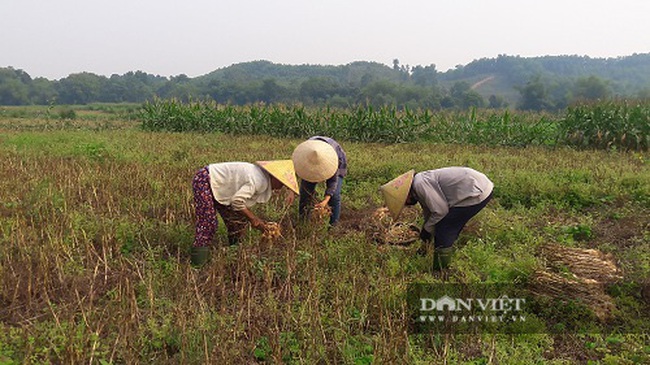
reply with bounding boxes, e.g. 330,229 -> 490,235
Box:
260,78 -> 289,103
104,71 -> 156,102
56,72 -> 106,104
30,77 -> 57,104
572,75 -> 611,101
360,80 -> 399,107
449,81 -> 485,108
516,76 -> 553,111
488,94 -> 508,109
299,77 -> 339,104
157,74 -> 199,102
411,64 -> 438,87
0,67 -> 31,105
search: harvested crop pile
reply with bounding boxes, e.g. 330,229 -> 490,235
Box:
261,222 -> 282,241
540,243 -> 623,283
366,207 -> 420,246
529,243 -> 622,321
529,270 -> 616,321
311,205 -> 332,222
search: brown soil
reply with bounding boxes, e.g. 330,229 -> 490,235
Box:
591,214 -> 648,249
336,205 -> 378,233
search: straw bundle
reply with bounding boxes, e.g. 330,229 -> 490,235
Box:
529,270 -> 616,321
530,243 -> 622,321
540,243 -> 622,283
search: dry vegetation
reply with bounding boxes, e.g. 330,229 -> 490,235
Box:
0,107 -> 649,364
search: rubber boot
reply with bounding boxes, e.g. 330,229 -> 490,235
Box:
228,235 -> 240,246
433,247 -> 453,271
190,246 -> 210,267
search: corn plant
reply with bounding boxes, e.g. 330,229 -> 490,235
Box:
561,100 -> 650,151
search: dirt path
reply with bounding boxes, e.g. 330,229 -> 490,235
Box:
470,75 -> 495,90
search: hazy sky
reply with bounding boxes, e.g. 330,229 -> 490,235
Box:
2,0 -> 649,80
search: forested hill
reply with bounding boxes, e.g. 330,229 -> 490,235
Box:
199,60 -> 402,85
2,53 -> 650,110
437,53 -> 650,104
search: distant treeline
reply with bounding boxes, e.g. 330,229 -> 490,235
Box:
3,54 -> 650,110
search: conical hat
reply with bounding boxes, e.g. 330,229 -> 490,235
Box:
291,140 -> 338,183
379,170 -> 415,220
255,160 -> 300,195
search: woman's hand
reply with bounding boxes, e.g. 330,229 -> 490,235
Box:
315,195 -> 331,209
250,217 -> 266,231
241,207 -> 265,231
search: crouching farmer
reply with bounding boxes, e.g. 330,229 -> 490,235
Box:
191,160 -> 299,266
292,136 -> 347,226
380,167 -> 494,270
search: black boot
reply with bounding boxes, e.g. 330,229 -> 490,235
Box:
190,246 -> 210,267
228,236 -> 240,246
433,247 -> 453,271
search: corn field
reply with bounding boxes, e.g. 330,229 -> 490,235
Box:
139,98 -> 650,150
561,100 -> 650,150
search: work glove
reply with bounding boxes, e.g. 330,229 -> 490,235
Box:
419,228 -> 432,242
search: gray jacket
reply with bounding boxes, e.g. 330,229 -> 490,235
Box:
412,167 -> 494,232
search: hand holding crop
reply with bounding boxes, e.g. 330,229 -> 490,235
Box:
261,221 -> 282,240
315,195 -> 331,209
241,207 -> 266,231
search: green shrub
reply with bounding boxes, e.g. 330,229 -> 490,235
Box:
58,108 -> 77,120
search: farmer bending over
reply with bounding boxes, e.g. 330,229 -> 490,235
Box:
191,160 -> 299,266
380,167 -> 494,270
292,136 -> 347,226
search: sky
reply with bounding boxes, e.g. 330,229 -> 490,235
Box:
2,0 -> 650,80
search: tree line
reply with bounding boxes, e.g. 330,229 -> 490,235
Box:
2,54 -> 650,111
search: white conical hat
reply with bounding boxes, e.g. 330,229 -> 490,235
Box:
291,140 -> 338,183
255,160 -> 300,195
379,170 -> 415,220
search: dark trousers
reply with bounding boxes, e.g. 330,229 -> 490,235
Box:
298,176 -> 343,225
434,192 -> 493,249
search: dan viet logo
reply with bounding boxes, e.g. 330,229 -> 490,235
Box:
418,295 -> 527,324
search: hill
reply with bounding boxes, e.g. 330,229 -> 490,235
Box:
172,53 -> 650,108
2,53 -> 650,108
197,60 -> 402,86
437,53 -> 650,105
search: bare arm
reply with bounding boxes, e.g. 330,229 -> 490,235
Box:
240,207 -> 265,231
